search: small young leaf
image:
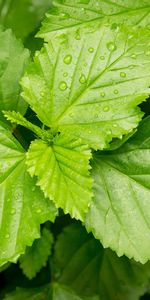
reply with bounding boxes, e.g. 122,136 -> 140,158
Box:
0,28 -> 29,120
0,122 -> 57,266
86,116 -> 150,263
38,0 -> 150,40
26,134 -> 93,221
22,25 -> 150,150
19,228 -> 54,279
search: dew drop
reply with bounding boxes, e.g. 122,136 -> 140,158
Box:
113,123 -> 118,128
103,106 -> 110,112
59,81 -> 67,91
63,72 -> 68,77
64,54 -> 72,65
5,234 -> 10,239
75,34 -> 81,40
107,42 -> 117,52
36,209 -> 42,214
101,92 -> 105,97
120,72 -> 126,78
100,56 -> 105,60
131,54 -> 136,59
88,47 -> 94,53
11,208 -> 16,215
79,74 -> 86,84
114,89 -> 119,94
88,130 -> 92,134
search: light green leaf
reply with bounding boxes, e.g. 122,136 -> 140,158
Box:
0,0 -> 52,39
0,122 -> 57,266
26,135 -> 93,221
53,223 -> 150,300
19,228 -> 54,279
0,28 -> 29,120
22,25 -> 150,150
38,0 -> 150,40
86,116 -> 150,263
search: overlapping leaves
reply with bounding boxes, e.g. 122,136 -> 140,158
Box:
86,117 -> 150,263
0,122 -> 57,266
22,24 -> 150,150
38,0 -> 150,40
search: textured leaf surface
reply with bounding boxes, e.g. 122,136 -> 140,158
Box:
53,223 -> 150,300
86,116 -> 150,263
0,122 -> 57,266
0,0 -> 52,39
19,228 -> 54,279
4,284 -> 85,300
22,25 -> 150,150
0,28 -> 29,120
26,135 -> 92,221
53,223 -> 102,297
4,286 -> 51,300
38,0 -> 150,40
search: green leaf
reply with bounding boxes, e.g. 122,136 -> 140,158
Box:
3,284 -> 85,300
26,135 -> 93,221
19,228 -> 54,279
3,286 -> 51,300
38,0 -> 150,40
0,28 -> 29,120
0,0 -> 52,39
86,116 -> 150,263
53,223 -> 102,297
53,223 -> 150,300
22,25 -> 150,150
0,122 -> 57,266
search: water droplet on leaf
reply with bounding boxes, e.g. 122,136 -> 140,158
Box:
64,54 -> 72,65
107,42 -> 117,52
101,92 -> 105,97
103,106 -> 110,112
88,47 -> 94,53
114,89 -> 119,94
100,56 -> 105,60
79,74 -> 86,84
59,81 -> 67,91
120,72 -> 126,78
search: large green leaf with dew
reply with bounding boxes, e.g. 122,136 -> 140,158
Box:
86,116 -> 150,263
0,122 -> 57,266
0,28 -> 29,120
22,25 -> 150,150
53,223 -> 150,300
26,134 -> 93,221
0,0 -> 52,39
19,228 -> 54,279
38,0 -> 150,40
